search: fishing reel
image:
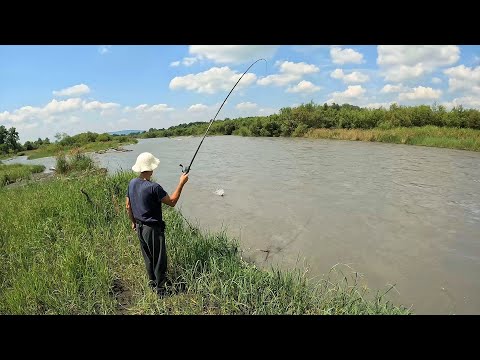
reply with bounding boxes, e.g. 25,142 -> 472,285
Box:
179,164 -> 190,174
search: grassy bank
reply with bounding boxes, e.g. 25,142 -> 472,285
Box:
0,168 -> 410,314
22,139 -> 137,160
306,126 -> 480,152
0,163 -> 45,187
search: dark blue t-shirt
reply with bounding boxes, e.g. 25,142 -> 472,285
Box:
127,178 -> 168,225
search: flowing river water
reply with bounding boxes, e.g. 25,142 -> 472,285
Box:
5,136 -> 480,314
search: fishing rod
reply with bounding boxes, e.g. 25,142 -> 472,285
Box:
179,58 -> 267,174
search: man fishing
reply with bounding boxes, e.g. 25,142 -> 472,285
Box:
124,59 -> 263,297
126,152 -> 189,295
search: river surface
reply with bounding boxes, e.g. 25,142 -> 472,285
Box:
5,136 -> 480,314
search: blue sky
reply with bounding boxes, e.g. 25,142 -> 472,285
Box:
1,45 -> 479,142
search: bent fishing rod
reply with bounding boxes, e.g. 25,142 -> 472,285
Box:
179,58 -> 267,174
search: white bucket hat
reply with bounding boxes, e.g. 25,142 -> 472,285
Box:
132,152 -> 160,172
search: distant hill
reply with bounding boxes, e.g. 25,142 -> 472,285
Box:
108,130 -> 145,136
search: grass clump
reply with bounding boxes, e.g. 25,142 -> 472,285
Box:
0,164 -> 45,187
55,150 -> 96,175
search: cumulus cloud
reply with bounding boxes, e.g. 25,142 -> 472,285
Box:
364,102 -> 396,109
188,104 -> 209,112
132,104 -> 174,112
377,45 -> 460,82
188,45 -> 279,64
432,77 -> 442,84
83,100 -> 120,111
257,61 -> 319,87
398,86 -> 442,101
53,84 -> 90,97
327,85 -> 366,104
236,102 -> 258,110
380,84 -> 408,93
443,64 -> 480,93
330,69 -> 369,83
286,80 -> 320,93
169,66 -> 257,94
0,98 -> 121,123
330,47 -> 364,64
442,96 -> 480,109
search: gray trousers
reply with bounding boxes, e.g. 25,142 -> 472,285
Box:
136,221 -> 167,290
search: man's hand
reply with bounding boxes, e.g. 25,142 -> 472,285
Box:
180,173 -> 189,185
131,222 -> 136,231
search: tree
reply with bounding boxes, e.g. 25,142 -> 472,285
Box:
24,141 -> 35,150
6,127 -> 20,152
0,125 -> 7,145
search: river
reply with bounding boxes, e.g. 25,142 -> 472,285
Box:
5,136 -> 480,314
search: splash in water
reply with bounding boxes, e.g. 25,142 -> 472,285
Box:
214,189 -> 225,196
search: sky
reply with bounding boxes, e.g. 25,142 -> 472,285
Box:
1,45 -> 479,142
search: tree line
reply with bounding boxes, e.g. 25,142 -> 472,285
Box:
139,102 -> 480,139
0,126 -> 135,156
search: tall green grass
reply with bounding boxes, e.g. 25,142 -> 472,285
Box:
0,164 -> 45,187
0,171 -> 411,314
307,126 -> 480,152
55,151 -> 96,174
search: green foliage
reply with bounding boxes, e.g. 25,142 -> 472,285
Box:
136,102 -> 480,141
0,164 -> 45,187
55,151 -> 96,175
0,126 -> 22,155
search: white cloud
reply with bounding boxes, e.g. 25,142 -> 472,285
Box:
83,100 -> 120,111
257,73 -> 299,87
188,104 -> 209,112
169,66 -> 257,94
330,69 -> 369,83
170,57 -> 199,67
286,80 -> 320,93
443,64 -> 480,93
380,84 -> 408,93
257,61 -> 319,87
43,98 -> 83,116
71,116 -> 80,124
17,122 -> 39,130
278,61 -> 319,75
442,96 -> 480,109
133,104 -> 174,112
377,45 -> 460,82
135,104 -> 149,111
0,98 -> 121,124
98,45 -> 112,55
330,47 -> 364,64
258,107 -> 277,116
327,85 -> 366,104
188,45 -> 278,64
236,102 -> 258,110
432,77 -> 442,84
118,118 -> 129,124
364,102 -> 396,109
398,86 -> 442,101
0,111 -> 9,122
182,57 -> 198,66
53,84 -> 90,97
384,64 -> 425,82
